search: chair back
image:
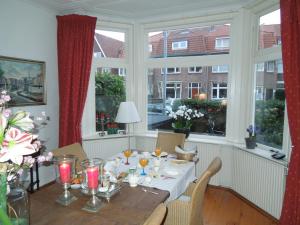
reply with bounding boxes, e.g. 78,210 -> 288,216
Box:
156,132 -> 185,154
52,143 -> 87,173
189,157 -> 222,225
143,203 -> 167,225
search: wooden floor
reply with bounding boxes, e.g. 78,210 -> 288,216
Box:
203,186 -> 278,225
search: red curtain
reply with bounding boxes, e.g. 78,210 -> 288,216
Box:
57,14 -> 96,147
279,1 -> 300,224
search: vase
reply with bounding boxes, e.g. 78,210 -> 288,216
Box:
173,128 -> 190,138
7,179 -> 29,225
0,172 -> 7,220
245,137 -> 256,149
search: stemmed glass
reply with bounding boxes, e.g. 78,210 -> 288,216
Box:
154,147 -> 161,157
139,158 -> 149,176
81,159 -> 103,213
123,149 -> 132,165
53,155 -> 78,206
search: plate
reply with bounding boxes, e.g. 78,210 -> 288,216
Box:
171,159 -> 188,165
151,151 -> 168,157
164,169 -> 179,176
70,184 -> 81,189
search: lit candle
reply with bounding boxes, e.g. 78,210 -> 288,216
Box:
87,166 -> 99,189
59,163 -> 71,183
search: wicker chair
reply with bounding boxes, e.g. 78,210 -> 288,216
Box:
156,132 -> 186,154
52,143 -> 88,173
164,157 -> 222,225
143,203 -> 167,225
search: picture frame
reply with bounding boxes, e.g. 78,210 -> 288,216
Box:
0,56 -> 46,107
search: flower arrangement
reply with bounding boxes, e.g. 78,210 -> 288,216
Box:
246,125 -> 256,139
245,125 -> 256,149
0,90 -> 52,225
167,105 -> 204,129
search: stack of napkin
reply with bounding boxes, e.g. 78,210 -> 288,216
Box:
175,145 -> 197,154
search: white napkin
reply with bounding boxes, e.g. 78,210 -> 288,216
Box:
175,146 -> 197,154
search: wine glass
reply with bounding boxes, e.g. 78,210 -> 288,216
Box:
123,149 -> 132,165
154,147 -> 161,157
53,155 -> 77,206
139,158 -> 149,176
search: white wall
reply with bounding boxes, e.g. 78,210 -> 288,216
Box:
0,0 -> 58,185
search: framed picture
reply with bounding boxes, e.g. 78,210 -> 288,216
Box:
0,56 -> 46,107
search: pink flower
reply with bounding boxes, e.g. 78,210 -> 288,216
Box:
0,127 -> 38,164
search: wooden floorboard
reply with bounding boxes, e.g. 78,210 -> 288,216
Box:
203,187 -> 278,225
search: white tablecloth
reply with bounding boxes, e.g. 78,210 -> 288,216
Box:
108,152 -> 196,201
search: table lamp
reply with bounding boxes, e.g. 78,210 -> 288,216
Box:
115,101 -> 141,150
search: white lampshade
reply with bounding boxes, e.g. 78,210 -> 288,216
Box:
115,101 -> 141,124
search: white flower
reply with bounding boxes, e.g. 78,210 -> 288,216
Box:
9,111 -> 34,131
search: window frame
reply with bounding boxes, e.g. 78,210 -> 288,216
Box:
160,67 -> 181,74
82,21 -> 133,137
212,65 -> 229,73
188,82 -> 202,98
211,82 -> 228,100
171,40 -> 188,50
215,37 -> 230,49
188,66 -> 203,73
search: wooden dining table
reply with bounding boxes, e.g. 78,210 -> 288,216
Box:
29,182 -> 169,225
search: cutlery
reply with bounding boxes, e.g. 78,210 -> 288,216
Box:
142,188 -> 159,195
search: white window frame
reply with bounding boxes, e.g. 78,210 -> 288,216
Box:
118,68 -> 126,76
188,66 -> 203,73
161,67 -> 181,74
82,22 -> 132,137
215,37 -> 230,49
256,62 -> 265,72
266,61 -> 275,72
212,65 -> 229,73
211,82 -> 227,100
188,82 -> 201,98
161,81 -> 182,99
172,40 -> 188,50
253,5 -> 290,153
149,44 -> 152,52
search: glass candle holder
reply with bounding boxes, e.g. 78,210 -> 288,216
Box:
81,159 -> 103,213
53,155 -> 77,206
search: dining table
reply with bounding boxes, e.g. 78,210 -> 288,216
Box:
107,150 -> 196,201
30,182 -> 169,225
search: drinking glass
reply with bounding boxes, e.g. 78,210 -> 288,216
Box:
53,155 -> 77,206
81,159 -> 103,213
139,158 -> 149,176
154,147 -> 161,157
123,149 -> 132,165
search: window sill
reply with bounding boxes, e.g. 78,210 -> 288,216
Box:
83,132 -> 288,167
82,133 -> 133,141
233,144 -> 288,167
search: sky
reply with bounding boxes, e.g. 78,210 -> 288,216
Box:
260,9 -> 280,25
96,30 -> 125,42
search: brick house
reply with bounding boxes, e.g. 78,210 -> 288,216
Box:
148,24 -> 282,102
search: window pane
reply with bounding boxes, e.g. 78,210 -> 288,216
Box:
95,67 -> 126,133
255,60 -> 285,149
147,66 -> 228,136
148,24 -> 230,58
259,9 -> 281,49
94,30 -> 125,59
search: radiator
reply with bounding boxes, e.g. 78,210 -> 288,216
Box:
232,149 -> 286,219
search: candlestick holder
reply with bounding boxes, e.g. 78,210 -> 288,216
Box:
53,155 -> 77,206
81,159 -> 104,213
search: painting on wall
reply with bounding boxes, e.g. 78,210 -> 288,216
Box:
0,56 -> 46,107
